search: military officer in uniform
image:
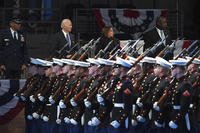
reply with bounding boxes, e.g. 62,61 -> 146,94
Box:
0,17 -> 29,79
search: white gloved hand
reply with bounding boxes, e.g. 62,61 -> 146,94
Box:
136,98 -> 143,107
84,99 -> 91,107
96,94 -> 104,103
49,95 -> 55,104
169,121 -> 178,129
32,112 -> 40,119
64,117 -> 70,124
27,115 -> 33,120
70,118 -> 78,125
91,117 -> 101,126
154,121 -> 164,128
131,119 -> 138,126
20,95 -> 26,101
137,115 -> 146,123
42,116 -> 49,122
153,102 -> 160,111
59,100 -> 66,108
70,98 -> 77,107
88,120 -> 93,126
38,95 -> 44,102
29,95 -> 35,103
110,120 -> 120,128
56,119 -> 61,124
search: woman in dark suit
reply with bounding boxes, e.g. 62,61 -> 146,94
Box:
95,26 -> 120,58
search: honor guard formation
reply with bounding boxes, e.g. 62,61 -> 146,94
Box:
14,36 -> 200,133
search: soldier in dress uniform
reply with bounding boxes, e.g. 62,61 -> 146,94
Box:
185,57 -> 200,133
68,61 -> 90,133
39,59 -> 66,133
108,57 -> 133,133
131,57 -> 157,133
21,58 -> 52,133
83,58 -> 114,133
148,57 -> 172,133
167,59 -> 192,133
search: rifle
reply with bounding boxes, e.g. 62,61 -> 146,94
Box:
95,40 -> 113,58
157,37 -> 180,57
174,40 -> 199,59
157,77 -> 176,108
50,77 -> 71,103
70,39 -> 94,60
62,79 -> 80,106
186,50 -> 200,66
15,75 -> 35,97
130,43 -> 144,57
109,40 -> 134,60
21,76 -> 41,101
139,77 -> 159,103
73,77 -> 93,102
86,77 -> 105,101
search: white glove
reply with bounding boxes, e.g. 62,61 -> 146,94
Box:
137,115 -> 146,123
91,117 -> 101,126
20,95 -> 26,101
59,100 -> 66,108
42,116 -> 49,122
154,121 -> 164,128
84,99 -> 91,107
70,118 -> 78,125
38,95 -> 44,102
49,95 -> 55,104
56,119 -> 61,124
32,112 -> 39,119
97,94 -> 104,103
70,98 -> 77,107
110,120 -> 120,128
27,115 -> 33,120
131,119 -> 138,126
64,117 -> 70,124
29,95 -> 35,103
88,120 -> 93,126
153,102 -> 160,111
169,121 -> 178,129
136,98 -> 143,107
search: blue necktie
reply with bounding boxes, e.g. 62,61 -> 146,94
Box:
66,33 -> 71,47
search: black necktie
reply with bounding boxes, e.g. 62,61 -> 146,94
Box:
13,32 -> 17,40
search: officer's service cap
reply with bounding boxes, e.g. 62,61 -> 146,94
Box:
74,60 -> 90,67
169,59 -> 188,66
10,17 -> 22,24
155,57 -> 172,69
86,58 -> 100,65
141,57 -> 156,64
36,58 -> 53,67
61,59 -> 75,65
53,58 -> 63,66
116,56 -> 132,68
97,58 -> 115,66
185,56 -> 200,65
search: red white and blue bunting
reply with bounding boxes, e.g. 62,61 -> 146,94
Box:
0,79 -> 26,124
94,9 -> 168,37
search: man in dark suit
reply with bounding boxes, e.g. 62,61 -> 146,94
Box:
50,19 -> 77,58
0,17 -> 29,79
143,16 -> 172,57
